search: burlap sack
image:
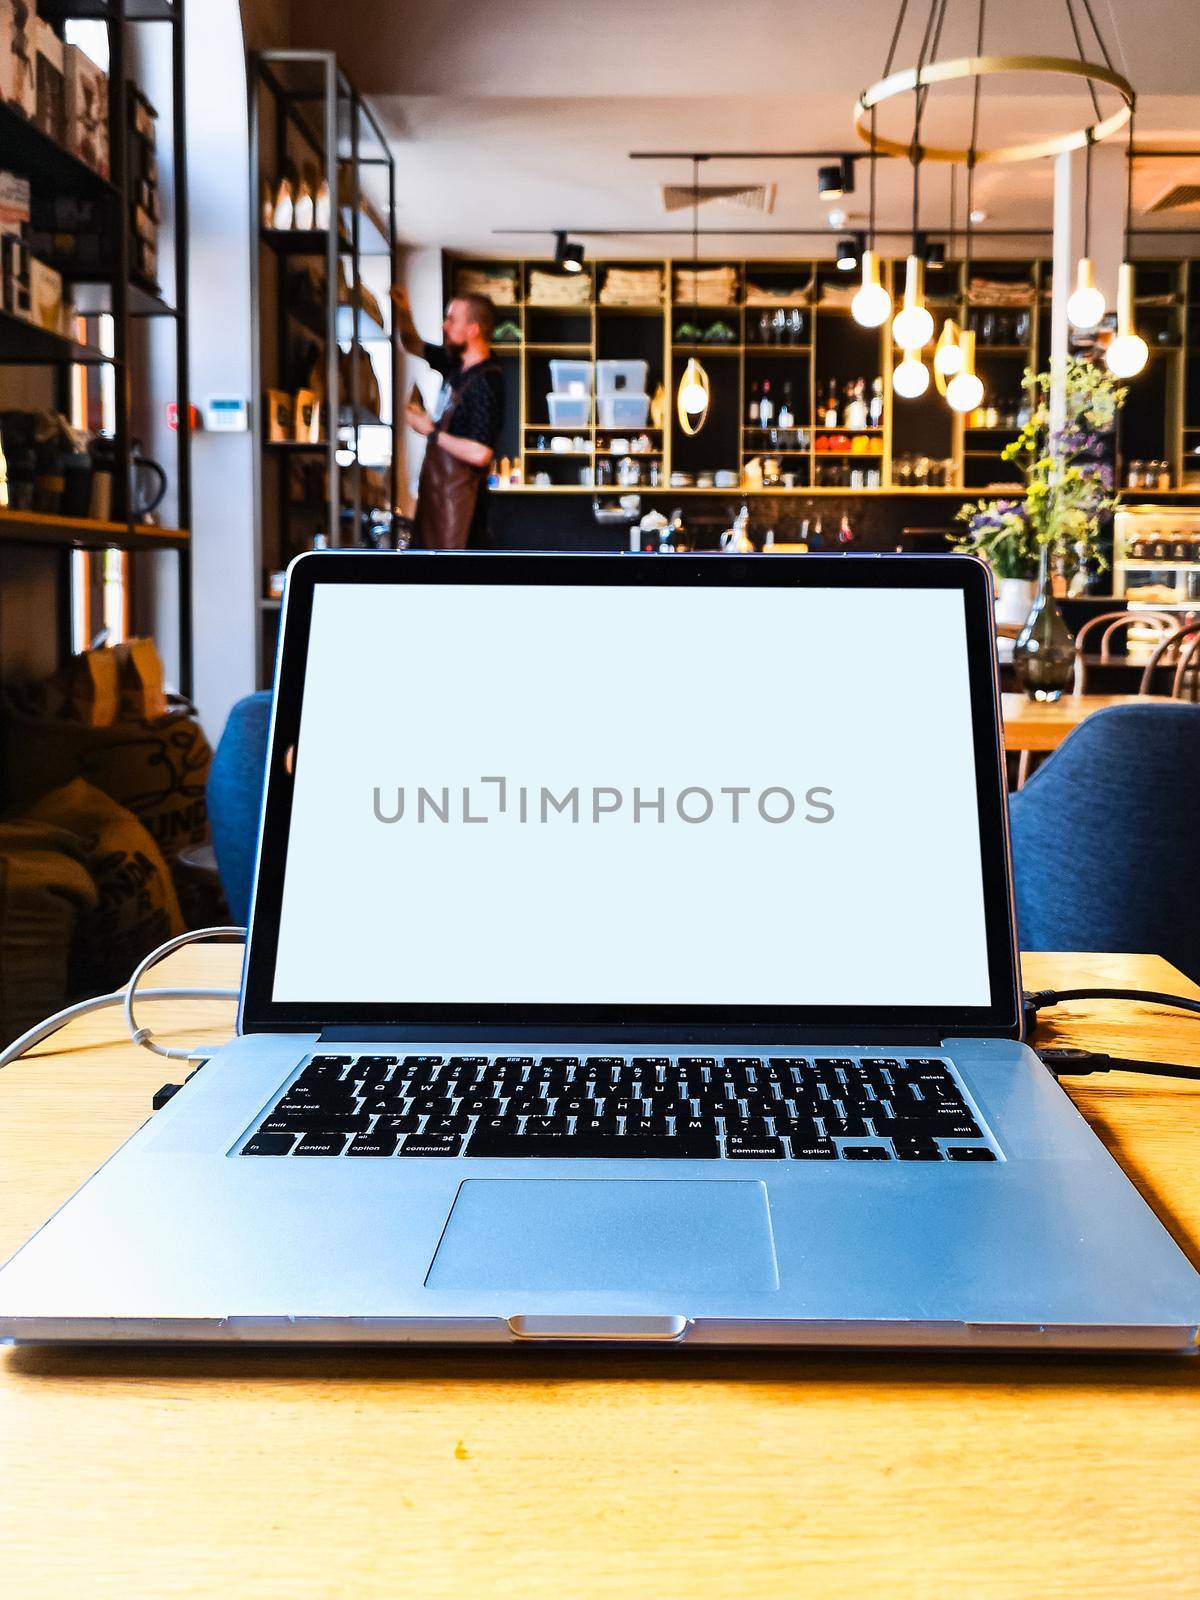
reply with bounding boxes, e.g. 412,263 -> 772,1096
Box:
22,779 -> 185,996
3,688 -> 219,927
0,819 -> 99,1048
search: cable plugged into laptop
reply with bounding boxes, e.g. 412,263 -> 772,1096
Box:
1025,987 -> 1200,1081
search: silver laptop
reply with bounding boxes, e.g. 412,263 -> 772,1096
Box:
2,551 -> 1198,1350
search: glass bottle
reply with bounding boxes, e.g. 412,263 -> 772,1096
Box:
823,381 -> 838,428
778,382 -> 794,433
869,377 -> 884,427
1013,547 -> 1076,702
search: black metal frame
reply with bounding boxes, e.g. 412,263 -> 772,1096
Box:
0,0 -> 191,691
248,51 -> 399,688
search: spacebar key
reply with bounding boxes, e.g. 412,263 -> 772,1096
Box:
465,1131 -> 719,1159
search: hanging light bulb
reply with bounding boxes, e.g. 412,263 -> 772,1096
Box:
892,256 -> 934,349
852,249 -> 892,327
1066,256 -> 1106,329
676,356 -> 710,433
946,329 -> 984,413
933,318 -> 964,377
1105,263 -> 1148,379
893,349 -> 930,399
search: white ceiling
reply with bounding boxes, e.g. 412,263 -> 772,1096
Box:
292,0 -> 1200,258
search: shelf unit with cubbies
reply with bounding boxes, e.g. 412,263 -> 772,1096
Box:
250,49 -> 398,684
0,0 -> 191,685
442,250 -> 1200,505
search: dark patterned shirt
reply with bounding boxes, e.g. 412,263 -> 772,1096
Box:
423,343 -> 504,452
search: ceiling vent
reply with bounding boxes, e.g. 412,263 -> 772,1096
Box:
660,182 -> 776,215
1147,182 -> 1200,214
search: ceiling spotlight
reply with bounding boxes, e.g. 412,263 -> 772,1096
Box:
827,208 -> 847,230
554,231 -> 585,273
969,208 -> 986,225
923,239 -> 947,269
818,158 -> 855,200
836,235 -> 862,272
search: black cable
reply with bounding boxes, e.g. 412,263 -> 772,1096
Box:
1037,1048 -> 1200,1082
1026,986 -> 1200,1016
1064,0 -> 1104,123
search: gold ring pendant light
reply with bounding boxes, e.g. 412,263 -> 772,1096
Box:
859,0 -> 1140,410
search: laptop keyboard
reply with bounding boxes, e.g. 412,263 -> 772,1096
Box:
237,1053 -> 998,1162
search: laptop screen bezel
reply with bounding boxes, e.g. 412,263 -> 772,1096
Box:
240,551 -> 1021,1040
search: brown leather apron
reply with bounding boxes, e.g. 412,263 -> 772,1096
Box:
412,381 -> 487,550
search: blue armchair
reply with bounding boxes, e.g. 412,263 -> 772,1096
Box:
1009,701 -> 1200,980
207,692 -> 273,925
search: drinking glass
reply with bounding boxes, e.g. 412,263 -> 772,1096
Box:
788,309 -> 804,345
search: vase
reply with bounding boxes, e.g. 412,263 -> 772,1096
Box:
1013,550 -> 1075,702
995,576 -> 1037,628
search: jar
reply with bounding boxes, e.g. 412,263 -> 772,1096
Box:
1128,461 -> 1144,489
1158,462 -> 1172,490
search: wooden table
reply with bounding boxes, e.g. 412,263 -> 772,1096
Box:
2,947 -> 1199,1599
1001,691 -> 1168,753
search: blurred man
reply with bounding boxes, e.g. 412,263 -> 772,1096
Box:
392,287 -> 504,549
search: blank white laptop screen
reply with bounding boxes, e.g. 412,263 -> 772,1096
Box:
271,581 -> 991,1008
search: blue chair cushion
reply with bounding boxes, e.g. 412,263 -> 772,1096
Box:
206,692 -> 272,926
1010,701 -> 1200,980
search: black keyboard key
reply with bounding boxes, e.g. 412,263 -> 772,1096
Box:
893,1142 -> 943,1161
241,1133 -> 296,1156
540,1057 -> 580,1069
262,1110 -> 371,1134
723,1117 -> 773,1139
725,1136 -> 784,1159
631,1057 -> 670,1071
293,1133 -> 349,1156
309,1055 -> 351,1067
346,1133 -> 401,1157
947,1146 -> 996,1161
398,1134 -> 464,1156
819,1114 -> 870,1138
790,1138 -> 838,1159
465,1129 -> 718,1160
678,1056 -> 716,1070
842,1145 -> 891,1160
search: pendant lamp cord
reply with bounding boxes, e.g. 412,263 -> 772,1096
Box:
908,0 -> 947,254
1124,105 -> 1136,263
964,0 -> 986,288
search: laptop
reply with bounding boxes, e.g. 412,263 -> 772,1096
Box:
1,551 -> 1198,1350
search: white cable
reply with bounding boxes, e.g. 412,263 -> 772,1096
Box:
0,924 -> 246,1071
0,986 -> 239,1071
123,926 -> 246,1061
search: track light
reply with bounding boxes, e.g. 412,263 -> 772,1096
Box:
554,231 -> 585,273
923,239 -> 947,269
818,158 -> 855,199
851,249 -> 891,327
836,235 -> 861,272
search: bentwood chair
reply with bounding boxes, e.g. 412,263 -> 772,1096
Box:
1073,610 -> 1178,692
207,692 -> 273,925
1138,621 -> 1200,702
1009,700 -> 1200,980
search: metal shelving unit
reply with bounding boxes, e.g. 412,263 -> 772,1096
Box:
0,0 -> 191,688
249,50 -> 398,686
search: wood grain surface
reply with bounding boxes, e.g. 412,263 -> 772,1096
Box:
1,947 -> 1198,1600
1001,693 -> 1172,753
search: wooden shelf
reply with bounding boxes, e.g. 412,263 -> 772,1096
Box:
0,507 -> 188,551
0,307 -> 112,366
0,101 -> 116,200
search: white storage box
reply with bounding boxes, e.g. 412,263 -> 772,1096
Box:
597,392 -> 650,428
547,391 -> 592,426
549,358 -> 592,396
597,359 -> 648,396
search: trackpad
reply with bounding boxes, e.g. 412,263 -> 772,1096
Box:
425,1179 -> 779,1292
